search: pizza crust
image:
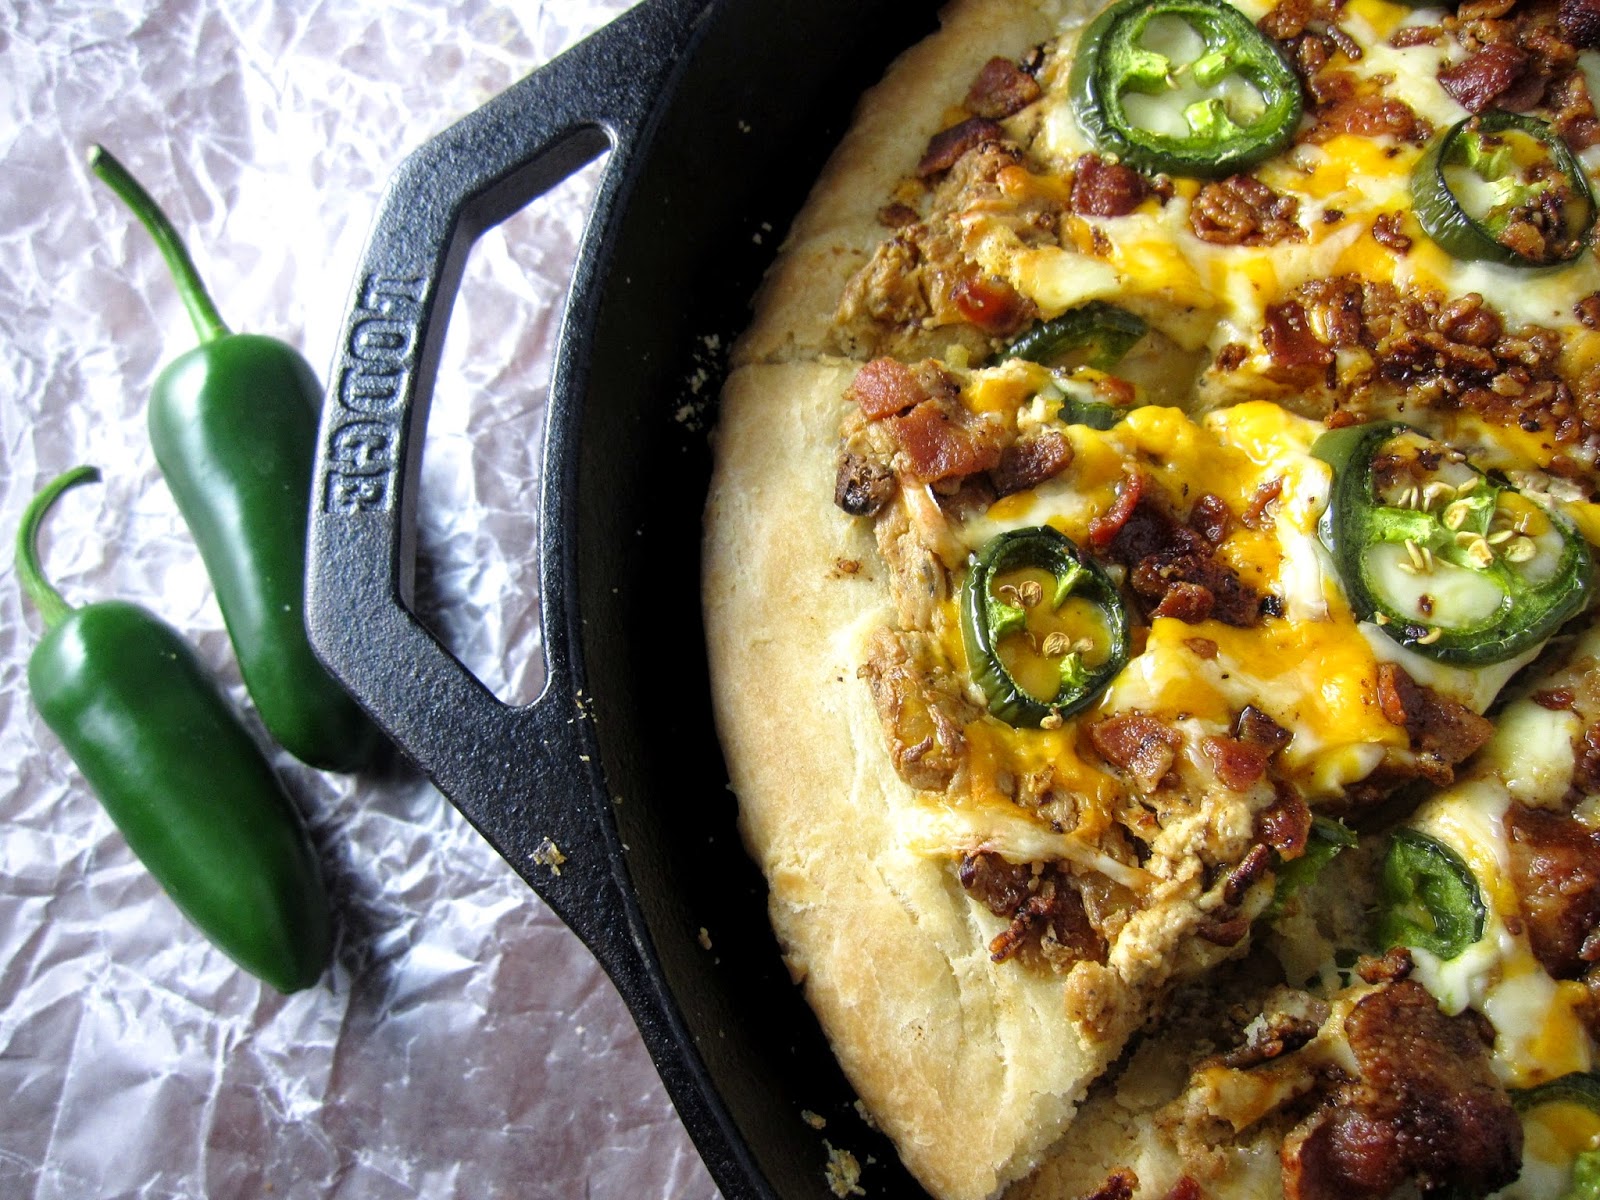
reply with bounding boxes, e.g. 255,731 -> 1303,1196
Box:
705,361 -> 1115,1199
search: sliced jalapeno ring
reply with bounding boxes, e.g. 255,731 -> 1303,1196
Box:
959,527 -> 1131,727
1312,421 -> 1592,666
1069,0 -> 1303,178
1374,828 -> 1486,961
1413,111 -> 1596,268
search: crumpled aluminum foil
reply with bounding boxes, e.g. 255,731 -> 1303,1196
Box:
0,2 -> 721,1196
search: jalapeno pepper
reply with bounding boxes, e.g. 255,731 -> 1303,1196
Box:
1069,0 -> 1303,178
89,146 -> 382,772
1513,1073 -> 1600,1199
1312,421 -> 1592,666
1374,827 -> 1485,960
959,526 -> 1131,726
1003,302 -> 1149,428
18,467 -> 332,993
1413,111 -> 1596,268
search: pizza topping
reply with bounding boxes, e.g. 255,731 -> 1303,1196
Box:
1089,711 -> 1184,792
1069,0 -> 1304,177
1506,802 -> 1600,980
1374,827 -> 1487,962
834,450 -> 896,517
1438,43 -> 1534,115
1002,301 -> 1150,372
1411,111 -> 1597,269
916,115 -> 1007,178
1376,663 -> 1495,778
991,429 -> 1075,497
1070,152 -> 1151,216
859,628 -> 981,791
1313,421 -> 1593,665
959,526 -> 1131,726
1188,173 -> 1305,245
964,55 -> 1044,120
1280,980 -> 1522,1200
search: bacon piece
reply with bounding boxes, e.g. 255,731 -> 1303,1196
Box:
887,402 -> 1005,483
849,358 -> 927,419
1370,211 -> 1411,253
991,430 -> 1072,497
1306,89 -> 1432,145
1088,469 -> 1147,549
1190,175 -> 1305,245
1090,713 -> 1183,792
1220,1010 -> 1322,1069
1162,1178 -> 1204,1200
965,56 -> 1042,119
1263,301 -> 1335,371
950,271 -> 1033,336
1223,843 -> 1275,905
1506,804 -> 1600,979
1439,43 -> 1532,113
958,851 -> 1034,916
916,116 -> 1005,177
1098,485 -> 1263,627
1242,477 -> 1285,530
1189,493 -> 1233,544
1357,946 -> 1414,985
1237,705 -> 1293,755
1204,736 -> 1272,791
1257,786 -> 1312,857
1281,981 -> 1520,1200
1072,154 -> 1148,217
1376,663 -> 1494,779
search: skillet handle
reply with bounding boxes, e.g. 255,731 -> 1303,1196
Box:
305,0 -> 711,950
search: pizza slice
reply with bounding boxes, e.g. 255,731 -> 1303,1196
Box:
705,0 -> 1600,1195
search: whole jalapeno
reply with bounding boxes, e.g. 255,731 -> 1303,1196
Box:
1070,0 -> 1304,178
89,145 -> 382,772
18,467 -> 332,993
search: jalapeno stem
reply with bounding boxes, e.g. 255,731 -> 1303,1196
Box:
88,145 -> 230,345
16,466 -> 100,633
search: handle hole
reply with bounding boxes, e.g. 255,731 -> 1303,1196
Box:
409,150 -> 611,708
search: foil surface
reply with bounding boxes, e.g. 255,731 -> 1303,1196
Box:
0,2 -> 722,1196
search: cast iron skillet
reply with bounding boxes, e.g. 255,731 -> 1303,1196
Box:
305,1 -> 947,1196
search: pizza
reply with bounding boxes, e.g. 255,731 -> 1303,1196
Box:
702,0 -> 1600,1197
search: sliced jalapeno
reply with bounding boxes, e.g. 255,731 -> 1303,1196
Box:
1374,828 -> 1486,960
959,527 -> 1131,726
1003,303 -> 1149,428
1513,1073 -> 1600,1199
1413,111 -> 1596,268
1313,422 -> 1592,666
1069,0 -> 1303,178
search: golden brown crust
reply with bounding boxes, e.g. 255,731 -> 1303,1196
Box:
705,361 -> 1113,1200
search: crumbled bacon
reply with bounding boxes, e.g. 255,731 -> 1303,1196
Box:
1263,301 -> 1335,373
949,271 -> 1033,336
1219,1010 -> 1322,1069
1439,42 -> 1532,112
958,852 -> 1108,966
1090,713 -> 1183,792
1242,478 -> 1285,531
1257,786 -> 1312,857
1223,843 -> 1275,904
887,401 -> 1006,483
849,357 -> 927,418
1190,175 -> 1306,245
1390,24 -> 1442,47
1205,736 -> 1272,792
1376,663 -> 1494,783
964,56 -> 1042,119
991,430 -> 1073,497
1189,493 -> 1234,544
1071,154 -> 1148,217
1356,946 -> 1415,985
1506,803 -> 1600,979
1237,705 -> 1293,755
916,116 -> 1005,177
1081,1170 -> 1137,1200
1561,0 -> 1600,50
1370,211 -> 1412,253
